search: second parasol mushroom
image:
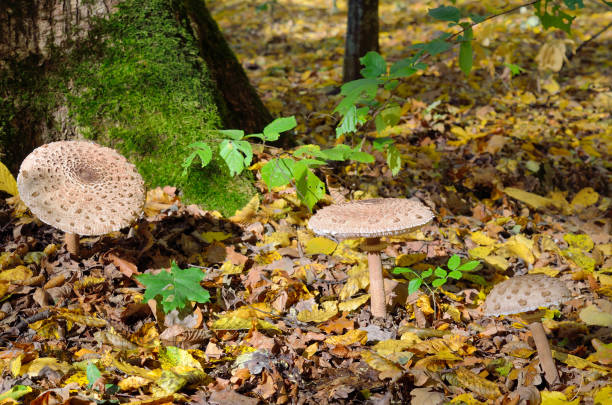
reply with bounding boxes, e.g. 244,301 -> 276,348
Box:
308,198 -> 434,318
482,273 -> 571,385
17,141 -> 146,257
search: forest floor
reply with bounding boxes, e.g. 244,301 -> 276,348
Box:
0,0 -> 611,404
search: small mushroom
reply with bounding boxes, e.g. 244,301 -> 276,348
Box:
17,141 -> 145,257
483,274 -> 571,385
308,198 -> 434,318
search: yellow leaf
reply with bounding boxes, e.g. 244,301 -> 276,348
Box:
497,234 -> 535,264
450,393 -> 487,405
595,244 -> 612,256
563,248 -> 596,272
470,231 -> 497,246
64,371 -> 89,387
541,77 -> 560,94
552,350 -> 612,375
324,329 -> 367,346
338,294 -> 370,312
297,301 -> 338,323
579,305 -> 612,327
541,390 -> 580,405
529,267 -> 560,277
455,367 -> 501,399
229,195 -> 259,224
564,234 -> 594,252
20,357 -> 70,377
118,375 -> 152,391
304,237 -> 337,256
339,261 -> 369,301
594,386 -> 612,405
9,354 -> 23,378
159,346 -> 203,371
0,161 -> 18,196
220,260 -> 244,275
254,250 -> 282,265
303,342 -> 318,359
416,294 -> 434,315
571,187 -> 599,209
0,266 -> 32,282
395,253 -> 427,267
56,308 -> 107,328
588,339 -> 612,365
361,351 -> 403,379
504,187 -> 553,210
201,231 -> 232,243
263,232 -> 291,248
469,246 -> 495,259
373,339 -> 415,357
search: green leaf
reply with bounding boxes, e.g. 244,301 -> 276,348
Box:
390,55 -> 422,78
86,362 -> 102,387
535,0 -> 576,34
261,158 -> 295,189
263,116 -> 297,141
447,254 -> 461,270
349,151 -> 375,163
563,0 -> 584,9
360,51 -> 387,78
431,278 -> 446,288
386,144 -> 401,176
448,270 -> 462,280
0,385 -> 32,402
469,13 -> 487,23
503,63 -> 525,76
459,40 -> 473,75
372,137 -> 394,152
293,161 -> 325,211
136,262 -> 210,314
375,105 -> 401,133
421,268 -> 433,278
218,129 -> 245,140
414,38 -> 452,57
219,139 -> 252,176
434,267 -> 447,278
429,6 -> 461,23
463,273 -> 487,285
384,79 -> 399,91
408,278 -> 423,295
392,267 -> 411,274
336,105 -> 369,137
457,260 -> 480,271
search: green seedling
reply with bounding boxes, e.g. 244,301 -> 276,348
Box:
393,254 -> 480,296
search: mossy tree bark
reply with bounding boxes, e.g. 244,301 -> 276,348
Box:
1,0 -> 271,215
343,0 -> 379,83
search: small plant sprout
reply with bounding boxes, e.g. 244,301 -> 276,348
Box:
393,254 -> 480,296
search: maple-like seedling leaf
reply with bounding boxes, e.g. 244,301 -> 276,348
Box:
137,262 -> 210,313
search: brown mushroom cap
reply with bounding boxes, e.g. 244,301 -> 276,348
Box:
17,141 -> 145,236
483,274 -> 571,316
307,198 -> 434,239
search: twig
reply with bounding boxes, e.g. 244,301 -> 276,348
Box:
571,20 -> 612,58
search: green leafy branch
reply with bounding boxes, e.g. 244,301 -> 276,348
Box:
181,116 -> 297,177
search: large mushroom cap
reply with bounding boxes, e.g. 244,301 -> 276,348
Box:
17,141 -> 145,236
308,198 -> 434,239
483,274 -> 571,316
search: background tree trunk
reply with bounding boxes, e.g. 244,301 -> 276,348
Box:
343,0 -> 379,82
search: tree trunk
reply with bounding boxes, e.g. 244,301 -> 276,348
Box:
183,0 -> 272,134
343,0 -> 379,83
0,0 -> 269,215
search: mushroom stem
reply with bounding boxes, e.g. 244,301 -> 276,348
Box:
528,321 -> 560,385
365,237 -> 386,318
65,233 -> 80,257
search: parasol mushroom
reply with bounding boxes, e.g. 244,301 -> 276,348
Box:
17,140 -> 145,257
308,198 -> 434,318
482,273 -> 571,385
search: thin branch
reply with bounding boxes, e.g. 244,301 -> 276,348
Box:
571,20 -> 612,57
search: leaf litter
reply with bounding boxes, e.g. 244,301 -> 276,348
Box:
0,0 -> 611,403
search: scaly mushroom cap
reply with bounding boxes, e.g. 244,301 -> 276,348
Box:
483,274 -> 571,316
17,141 -> 145,236
308,198 -> 434,239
